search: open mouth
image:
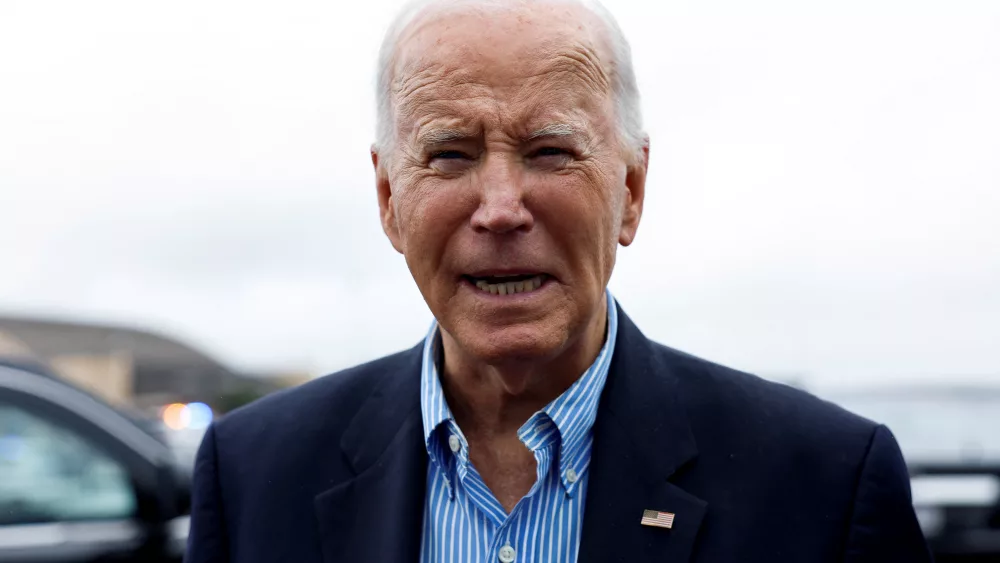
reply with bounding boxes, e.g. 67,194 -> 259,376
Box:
463,273 -> 549,296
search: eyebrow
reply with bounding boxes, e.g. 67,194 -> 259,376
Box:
526,123 -> 580,141
417,128 -> 472,145
416,123 -> 582,146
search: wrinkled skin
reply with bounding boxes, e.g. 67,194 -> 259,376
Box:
373,2 -> 648,419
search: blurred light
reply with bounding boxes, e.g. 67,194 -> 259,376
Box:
186,402 -> 214,430
162,403 -> 191,430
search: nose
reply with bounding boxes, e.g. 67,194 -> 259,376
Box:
469,153 -> 533,234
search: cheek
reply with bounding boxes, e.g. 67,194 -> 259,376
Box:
530,168 -> 621,264
551,163 -> 621,224
393,177 -> 476,272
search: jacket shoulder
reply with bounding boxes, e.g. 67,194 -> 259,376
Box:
653,342 -> 879,454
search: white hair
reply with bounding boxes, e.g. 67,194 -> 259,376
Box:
374,0 -> 645,162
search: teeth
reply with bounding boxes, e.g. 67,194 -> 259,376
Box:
474,275 -> 546,295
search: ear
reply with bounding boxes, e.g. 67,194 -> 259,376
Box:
618,138 -> 649,246
372,147 -> 404,254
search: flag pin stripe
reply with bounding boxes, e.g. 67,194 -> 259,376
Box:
640,509 -> 675,529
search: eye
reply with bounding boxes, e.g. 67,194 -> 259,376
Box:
527,146 -> 574,170
531,147 -> 570,158
427,149 -> 476,174
430,150 -> 470,161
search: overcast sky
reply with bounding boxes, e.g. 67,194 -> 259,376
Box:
1,0 -> 998,386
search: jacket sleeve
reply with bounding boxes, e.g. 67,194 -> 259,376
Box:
843,424 -> 935,562
185,423 -> 230,563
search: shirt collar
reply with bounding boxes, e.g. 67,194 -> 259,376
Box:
420,290 -> 618,495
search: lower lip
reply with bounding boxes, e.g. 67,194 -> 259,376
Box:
461,277 -> 552,301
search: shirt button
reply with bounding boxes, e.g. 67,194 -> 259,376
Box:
448,434 -> 461,453
498,545 -> 516,563
566,468 -> 578,484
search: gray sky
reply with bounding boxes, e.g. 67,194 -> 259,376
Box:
1,0 -> 998,386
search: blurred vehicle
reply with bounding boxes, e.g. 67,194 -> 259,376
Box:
831,385 -> 1000,560
0,360 -> 191,563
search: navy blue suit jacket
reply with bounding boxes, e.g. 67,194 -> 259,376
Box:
186,306 -> 933,562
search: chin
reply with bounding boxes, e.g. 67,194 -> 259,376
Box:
453,320 -> 568,365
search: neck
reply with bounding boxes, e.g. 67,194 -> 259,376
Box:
438,298 -> 609,438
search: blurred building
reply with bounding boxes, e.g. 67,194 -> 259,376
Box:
0,316 -> 306,411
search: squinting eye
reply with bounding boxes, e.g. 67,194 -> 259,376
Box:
431,150 -> 469,160
532,147 -> 570,158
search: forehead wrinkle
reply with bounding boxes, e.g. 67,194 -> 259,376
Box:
395,77 -> 498,138
393,41 -> 616,155
527,40 -> 612,96
394,27 -> 612,106
393,62 -> 450,115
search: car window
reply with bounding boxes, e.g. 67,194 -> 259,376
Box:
0,402 -> 137,525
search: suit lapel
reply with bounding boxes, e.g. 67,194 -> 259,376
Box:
579,307 -> 708,563
314,346 -> 427,563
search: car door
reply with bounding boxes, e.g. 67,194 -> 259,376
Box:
0,363 -> 184,562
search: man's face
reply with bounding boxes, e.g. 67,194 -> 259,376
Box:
375,4 -> 646,365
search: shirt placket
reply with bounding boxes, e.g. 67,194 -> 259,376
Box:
483,443 -> 555,563
447,419 -> 559,563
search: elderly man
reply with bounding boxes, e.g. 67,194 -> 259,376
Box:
186,1 -> 933,562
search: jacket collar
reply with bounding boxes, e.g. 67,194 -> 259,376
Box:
314,303 -> 706,563
314,343 -> 427,563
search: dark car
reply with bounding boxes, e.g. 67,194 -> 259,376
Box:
830,384 -> 1000,561
0,360 -> 191,562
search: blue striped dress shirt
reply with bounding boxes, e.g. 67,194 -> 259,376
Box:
419,291 -> 618,563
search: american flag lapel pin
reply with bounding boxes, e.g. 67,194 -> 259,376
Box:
640,509 -> 675,529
